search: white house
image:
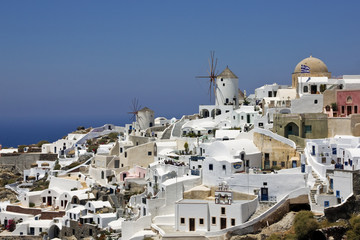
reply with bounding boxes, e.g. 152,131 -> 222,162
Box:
175,182 -> 258,232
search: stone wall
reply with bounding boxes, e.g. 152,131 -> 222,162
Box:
328,115 -> 360,137
0,153 -> 57,172
253,132 -> 299,169
60,220 -> 99,239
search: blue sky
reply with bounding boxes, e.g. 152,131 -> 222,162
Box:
1,1 -> 360,146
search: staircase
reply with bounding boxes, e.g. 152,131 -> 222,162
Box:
171,118 -> 186,138
247,201 -> 276,221
310,170 -> 323,204
161,125 -> 174,140
109,194 -> 122,209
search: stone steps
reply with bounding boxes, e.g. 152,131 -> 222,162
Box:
247,202 -> 276,221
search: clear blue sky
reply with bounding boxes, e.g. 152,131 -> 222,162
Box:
1,1 -> 360,146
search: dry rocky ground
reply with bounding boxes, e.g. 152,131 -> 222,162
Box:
230,212 -> 297,240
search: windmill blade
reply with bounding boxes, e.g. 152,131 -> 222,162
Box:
196,76 -> 211,78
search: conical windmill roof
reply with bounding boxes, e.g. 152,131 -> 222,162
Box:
218,66 -> 238,79
139,107 -> 154,112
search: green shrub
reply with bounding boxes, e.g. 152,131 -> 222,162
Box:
347,214 -> 360,240
267,234 -> 281,240
293,211 -> 319,240
29,202 -> 35,207
108,132 -> 118,140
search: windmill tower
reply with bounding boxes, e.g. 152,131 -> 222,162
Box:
128,98 -> 154,131
216,66 -> 239,109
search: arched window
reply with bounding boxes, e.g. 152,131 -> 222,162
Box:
303,86 -> 308,93
347,96 -> 353,103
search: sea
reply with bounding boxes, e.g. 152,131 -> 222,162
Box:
0,116 -> 128,148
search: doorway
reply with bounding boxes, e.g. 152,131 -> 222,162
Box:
47,196 -> 52,206
220,218 -> 227,229
311,85 -> 317,94
189,218 -> 195,231
347,106 -> 352,115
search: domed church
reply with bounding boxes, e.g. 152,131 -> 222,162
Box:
291,56 -> 331,91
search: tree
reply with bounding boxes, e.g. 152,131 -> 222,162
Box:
77,126 -> 85,131
184,142 -> 189,155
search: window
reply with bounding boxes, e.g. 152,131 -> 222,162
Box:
125,152 -> 127,158
221,78 -> 223,81
241,116 -> 244,120
221,207 -> 226,215
120,148 -> 123,153
281,161 -> 285,167
303,86 -> 308,93
209,164 -> 213,171
347,96 -> 353,103
212,217 -> 216,225
199,218 -> 204,225
114,160 -> 119,168
39,228 -> 42,233
332,148 -> 337,155
148,151 -> 152,156
355,106 -> 358,114
314,100 -> 318,104
342,106 -> 345,114
272,161 -> 277,166
223,83 -> 225,87
222,165 -> 226,170
98,218 -> 100,224
304,125 -> 312,133
231,218 -> 235,226
180,218 -> 185,224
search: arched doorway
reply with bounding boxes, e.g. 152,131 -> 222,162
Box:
285,122 -> 299,138
48,225 -> 60,239
202,109 -> 210,118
